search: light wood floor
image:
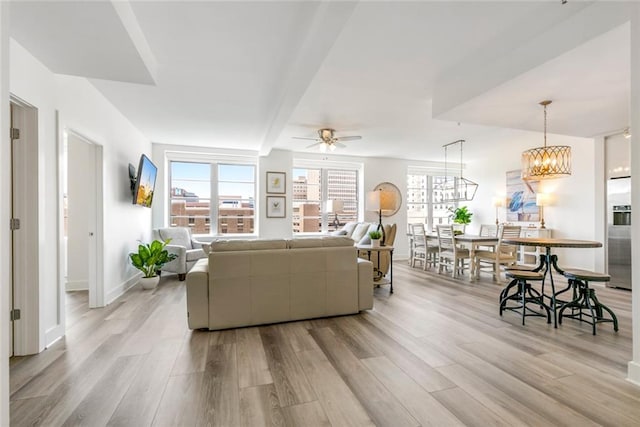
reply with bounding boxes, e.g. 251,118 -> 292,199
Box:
9,263 -> 639,426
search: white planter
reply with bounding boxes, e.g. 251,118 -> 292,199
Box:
371,239 -> 381,248
140,275 -> 160,290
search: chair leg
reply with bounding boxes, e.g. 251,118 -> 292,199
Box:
178,273 -> 186,281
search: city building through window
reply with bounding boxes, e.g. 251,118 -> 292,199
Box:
407,170 -> 456,231
292,167 -> 358,233
170,161 -> 256,235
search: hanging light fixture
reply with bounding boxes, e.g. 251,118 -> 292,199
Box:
438,139 -> 478,202
522,100 -> 571,180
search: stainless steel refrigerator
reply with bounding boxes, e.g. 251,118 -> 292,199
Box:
607,177 -> 631,289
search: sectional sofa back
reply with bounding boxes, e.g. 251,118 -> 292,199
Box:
186,236 -> 371,330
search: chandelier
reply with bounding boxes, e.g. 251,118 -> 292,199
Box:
522,100 -> 571,180
438,139 -> 478,202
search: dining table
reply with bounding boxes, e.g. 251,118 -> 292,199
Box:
501,237 -> 602,327
422,233 -> 499,280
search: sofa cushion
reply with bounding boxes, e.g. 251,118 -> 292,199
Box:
186,248 -> 206,261
211,239 -> 287,252
322,236 -> 355,247
289,238 -> 324,248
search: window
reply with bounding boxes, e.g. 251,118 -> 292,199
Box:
169,160 -> 255,235
292,167 -> 359,233
407,170 -> 456,231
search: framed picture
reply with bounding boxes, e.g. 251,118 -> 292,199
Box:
266,196 -> 286,218
266,171 -> 286,194
506,169 -> 540,222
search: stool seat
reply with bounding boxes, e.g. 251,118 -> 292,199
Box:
558,271 -> 618,335
505,270 -> 544,280
504,264 -> 536,272
562,269 -> 610,282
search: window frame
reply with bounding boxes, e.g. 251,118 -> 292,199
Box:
166,152 -> 257,237
292,160 -> 363,235
407,167 -> 459,231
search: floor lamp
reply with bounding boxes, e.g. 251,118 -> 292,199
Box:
366,189 -> 396,245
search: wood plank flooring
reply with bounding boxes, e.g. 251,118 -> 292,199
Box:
9,263 -> 639,426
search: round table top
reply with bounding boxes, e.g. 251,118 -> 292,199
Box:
356,244 -> 394,251
501,237 -> 602,248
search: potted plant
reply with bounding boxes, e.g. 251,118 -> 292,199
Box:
449,206 -> 473,235
369,230 -> 382,247
129,239 -> 177,290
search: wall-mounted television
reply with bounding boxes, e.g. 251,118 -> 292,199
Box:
131,154 -> 158,208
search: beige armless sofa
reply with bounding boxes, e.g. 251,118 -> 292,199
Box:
186,236 -> 374,330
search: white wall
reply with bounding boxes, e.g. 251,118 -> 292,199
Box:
10,39 -> 58,350
464,128 -> 600,271
55,75 -> 152,304
0,2 -> 10,424
9,40 -> 152,355
66,134 -> 92,291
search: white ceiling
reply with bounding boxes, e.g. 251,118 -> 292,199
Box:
8,1 -> 633,161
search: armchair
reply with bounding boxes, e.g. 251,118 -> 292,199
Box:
152,227 -> 207,280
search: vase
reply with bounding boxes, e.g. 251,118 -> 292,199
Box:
371,239 -> 381,248
140,275 -> 160,290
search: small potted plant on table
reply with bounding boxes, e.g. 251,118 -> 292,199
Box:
129,239 -> 177,290
369,230 -> 383,247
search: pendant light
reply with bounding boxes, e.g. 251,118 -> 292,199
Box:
521,100 -> 571,180
439,139 -> 478,202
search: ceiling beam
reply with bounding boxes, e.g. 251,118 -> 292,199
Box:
258,1 -> 359,156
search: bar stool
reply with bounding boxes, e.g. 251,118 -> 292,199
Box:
558,270 -> 618,335
499,264 -> 537,302
500,270 -> 551,325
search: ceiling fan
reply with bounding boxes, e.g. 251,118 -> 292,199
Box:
292,128 -> 362,152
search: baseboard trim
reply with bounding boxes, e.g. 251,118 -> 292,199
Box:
106,273 -> 141,305
65,280 -> 88,291
627,361 -> 640,387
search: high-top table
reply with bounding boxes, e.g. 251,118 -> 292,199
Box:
501,237 -> 602,327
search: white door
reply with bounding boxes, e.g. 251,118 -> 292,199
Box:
65,131 -> 104,308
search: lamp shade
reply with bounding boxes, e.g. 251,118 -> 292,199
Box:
366,191 -> 380,211
326,199 -> 344,213
492,196 -> 505,208
536,192 -> 550,207
379,190 -> 396,211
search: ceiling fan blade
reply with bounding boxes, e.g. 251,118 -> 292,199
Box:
335,135 -> 362,141
292,136 -> 319,141
306,142 -> 322,149
334,142 -> 347,148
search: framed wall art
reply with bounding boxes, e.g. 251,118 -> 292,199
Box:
266,196 -> 286,218
266,171 -> 286,194
506,169 -> 540,222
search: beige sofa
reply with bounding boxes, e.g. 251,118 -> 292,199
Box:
186,236 -> 374,330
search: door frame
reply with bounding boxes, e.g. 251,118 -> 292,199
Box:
10,96 -> 40,355
60,128 -> 105,309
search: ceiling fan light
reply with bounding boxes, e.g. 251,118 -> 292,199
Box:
329,143 -> 336,151
319,142 -> 328,152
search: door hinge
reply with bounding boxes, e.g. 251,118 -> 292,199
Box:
10,309 -> 21,321
10,218 -> 20,230
10,128 -> 20,140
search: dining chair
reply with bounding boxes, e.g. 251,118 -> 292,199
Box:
410,223 -> 438,270
479,224 -> 498,237
436,224 -> 470,278
474,225 -> 522,282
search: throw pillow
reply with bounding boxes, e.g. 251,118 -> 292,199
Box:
330,229 -> 348,236
358,235 -> 371,245
350,223 -> 371,242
